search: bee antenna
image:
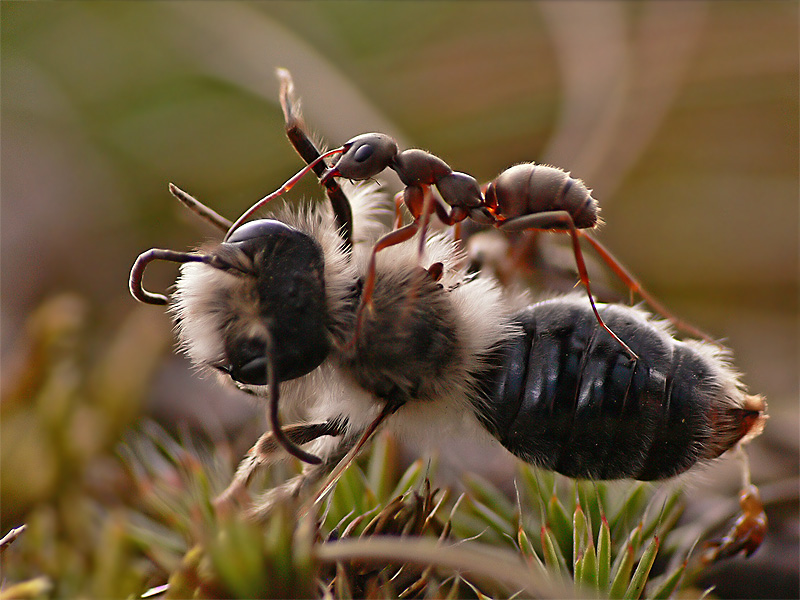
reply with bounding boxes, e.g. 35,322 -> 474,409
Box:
278,68 -> 354,250
168,183 -> 232,232
129,249 -> 215,305
263,329 -> 323,465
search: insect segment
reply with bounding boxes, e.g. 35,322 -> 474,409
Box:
131,184 -> 766,519
322,134 -> 731,355
130,70 -> 766,525
308,133 -> 644,359
475,296 -> 766,481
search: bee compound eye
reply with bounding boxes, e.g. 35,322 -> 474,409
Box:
226,219 -> 295,244
231,356 -> 269,386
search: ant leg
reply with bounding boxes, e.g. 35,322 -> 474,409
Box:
403,184 -> 462,257
417,188 -> 436,258
453,221 -> 463,246
214,420 -> 343,510
224,147 -> 343,242
393,191 -> 406,229
579,231 -> 722,346
500,211 -> 638,360
348,221 -> 421,348
168,183 -> 232,232
277,69 -> 353,248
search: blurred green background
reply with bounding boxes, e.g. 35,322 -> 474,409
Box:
1,1 -> 797,596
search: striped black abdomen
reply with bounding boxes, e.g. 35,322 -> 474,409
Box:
473,296 -> 758,481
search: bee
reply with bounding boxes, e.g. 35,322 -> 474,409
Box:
130,70 -> 766,521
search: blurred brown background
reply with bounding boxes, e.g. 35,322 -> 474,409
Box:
2,1 -> 798,596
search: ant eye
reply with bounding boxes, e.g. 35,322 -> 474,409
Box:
353,143 -> 374,163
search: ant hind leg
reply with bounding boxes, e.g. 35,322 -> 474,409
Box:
499,211 -> 638,360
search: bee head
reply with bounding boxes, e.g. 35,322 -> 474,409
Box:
173,219 -> 331,385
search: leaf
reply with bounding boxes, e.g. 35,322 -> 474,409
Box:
623,534 -> 659,600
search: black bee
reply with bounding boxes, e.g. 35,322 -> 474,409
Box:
130,70 -> 766,519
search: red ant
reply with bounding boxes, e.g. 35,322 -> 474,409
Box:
226,131 -> 718,360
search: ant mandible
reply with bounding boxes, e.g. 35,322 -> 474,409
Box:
225,132 -> 719,359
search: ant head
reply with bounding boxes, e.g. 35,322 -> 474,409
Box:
321,133 -> 398,182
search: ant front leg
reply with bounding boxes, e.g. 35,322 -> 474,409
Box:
499,211 -> 638,360
393,191 -> 406,229
349,221 -> 421,348
349,185 -> 467,348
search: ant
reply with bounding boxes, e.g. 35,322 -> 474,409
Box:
226,130 -> 717,361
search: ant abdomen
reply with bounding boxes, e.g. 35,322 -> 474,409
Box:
474,296 -> 765,481
486,163 -> 599,230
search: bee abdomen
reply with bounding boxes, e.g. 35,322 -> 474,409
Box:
473,297 -> 765,481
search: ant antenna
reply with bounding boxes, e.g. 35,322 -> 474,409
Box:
224,147 -> 344,242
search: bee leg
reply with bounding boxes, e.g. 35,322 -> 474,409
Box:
701,445 -> 767,564
701,483 -> 767,564
246,400 -> 403,521
310,399 -> 402,508
277,68 -> 353,248
246,434 -> 356,522
214,420 -> 343,512
500,210 -> 638,360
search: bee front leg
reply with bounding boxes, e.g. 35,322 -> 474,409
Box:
245,400 -> 399,521
245,434 -> 356,522
215,420 -> 343,512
